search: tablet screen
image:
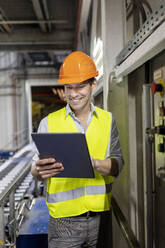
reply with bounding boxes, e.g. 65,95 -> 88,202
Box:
31,133 -> 94,178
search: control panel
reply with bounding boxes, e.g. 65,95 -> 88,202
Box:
152,67 -> 165,180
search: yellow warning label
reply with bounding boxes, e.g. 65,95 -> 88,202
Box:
158,78 -> 165,97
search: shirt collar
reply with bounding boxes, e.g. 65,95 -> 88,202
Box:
65,102 -> 98,119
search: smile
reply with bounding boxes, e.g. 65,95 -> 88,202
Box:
70,98 -> 83,103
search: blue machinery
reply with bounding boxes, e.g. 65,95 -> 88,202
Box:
16,198 -> 49,248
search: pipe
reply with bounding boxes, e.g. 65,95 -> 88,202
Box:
31,0 -> 47,32
126,0 -> 147,23
133,0 -> 147,23
142,85 -> 155,248
74,0 -> 82,50
42,0 -> 52,32
141,0 -> 152,14
111,196 -> 141,248
0,8 -> 12,33
11,75 -> 18,150
150,89 -> 156,248
0,94 -> 21,96
0,20 -> 67,25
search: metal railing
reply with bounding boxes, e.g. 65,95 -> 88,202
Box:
111,196 -> 141,248
0,144 -> 35,248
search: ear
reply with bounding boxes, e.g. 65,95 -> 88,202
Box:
92,79 -> 97,92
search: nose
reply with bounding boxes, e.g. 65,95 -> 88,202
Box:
67,87 -> 79,97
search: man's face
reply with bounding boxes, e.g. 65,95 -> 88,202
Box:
64,80 -> 97,113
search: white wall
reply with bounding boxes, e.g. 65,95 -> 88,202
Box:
0,52 -> 28,151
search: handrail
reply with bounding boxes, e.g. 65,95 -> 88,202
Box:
111,196 -> 141,248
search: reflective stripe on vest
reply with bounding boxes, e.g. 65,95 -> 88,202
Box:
47,186 -> 84,203
86,183 -> 112,195
46,183 -> 113,203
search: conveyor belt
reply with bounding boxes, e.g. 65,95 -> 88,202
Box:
0,163 -> 17,180
0,144 -> 35,196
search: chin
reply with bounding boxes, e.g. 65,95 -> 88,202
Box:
71,105 -> 81,111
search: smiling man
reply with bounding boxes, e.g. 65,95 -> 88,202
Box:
31,51 -> 124,248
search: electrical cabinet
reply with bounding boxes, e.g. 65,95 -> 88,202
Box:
152,67 -> 165,180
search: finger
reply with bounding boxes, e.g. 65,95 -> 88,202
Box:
39,167 -> 64,179
52,88 -> 57,95
39,167 -> 63,175
37,162 -> 63,171
90,156 -> 94,163
36,158 -> 55,166
57,88 -> 66,102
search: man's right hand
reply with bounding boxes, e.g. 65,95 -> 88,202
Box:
31,158 -> 64,180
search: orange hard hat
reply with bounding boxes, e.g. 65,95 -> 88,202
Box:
58,51 -> 98,84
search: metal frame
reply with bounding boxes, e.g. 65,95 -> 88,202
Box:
31,0 -> 47,32
116,0 -> 165,66
112,196 -> 141,248
142,85 -> 155,248
0,20 -> 67,25
0,145 -> 35,247
113,20 -> 165,81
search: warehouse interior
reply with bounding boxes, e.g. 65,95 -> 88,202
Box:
0,0 -> 165,247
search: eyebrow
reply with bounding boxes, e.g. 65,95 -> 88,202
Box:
66,84 -> 84,88
66,81 -> 89,87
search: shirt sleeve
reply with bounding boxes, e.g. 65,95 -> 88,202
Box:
105,114 -> 124,176
32,116 -> 49,163
37,116 -> 49,133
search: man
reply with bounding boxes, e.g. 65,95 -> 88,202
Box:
31,51 -> 124,248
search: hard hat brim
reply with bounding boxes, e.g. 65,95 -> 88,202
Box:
58,71 -> 99,84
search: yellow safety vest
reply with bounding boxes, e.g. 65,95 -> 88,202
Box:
46,106 -> 113,218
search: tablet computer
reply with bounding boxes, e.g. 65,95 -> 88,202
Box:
31,133 -> 94,178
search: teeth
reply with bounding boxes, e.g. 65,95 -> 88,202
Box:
72,99 -> 81,102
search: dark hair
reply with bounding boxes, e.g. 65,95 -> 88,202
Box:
88,77 -> 95,85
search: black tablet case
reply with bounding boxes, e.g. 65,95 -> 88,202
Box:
31,133 -> 94,178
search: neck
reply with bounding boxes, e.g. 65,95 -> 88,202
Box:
76,108 -> 90,119
75,106 -> 91,131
